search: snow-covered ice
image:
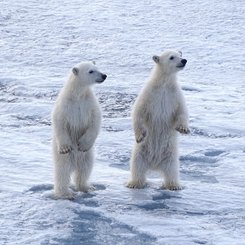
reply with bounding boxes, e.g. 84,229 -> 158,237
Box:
0,0 -> 245,244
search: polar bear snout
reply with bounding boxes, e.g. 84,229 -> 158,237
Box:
177,59 -> 187,68
181,59 -> 187,66
96,73 -> 107,83
181,59 -> 187,65
102,74 -> 107,80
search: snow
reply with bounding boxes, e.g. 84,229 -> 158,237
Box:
0,0 -> 245,244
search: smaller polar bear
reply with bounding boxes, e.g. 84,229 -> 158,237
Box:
52,61 -> 107,199
127,50 -> 189,190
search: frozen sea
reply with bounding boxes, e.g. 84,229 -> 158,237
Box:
0,0 -> 245,244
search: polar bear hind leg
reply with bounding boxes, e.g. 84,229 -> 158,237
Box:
160,152 -> 182,191
54,154 -> 75,199
73,149 -> 95,193
127,149 -> 148,189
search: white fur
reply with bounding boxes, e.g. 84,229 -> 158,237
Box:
127,50 -> 189,190
52,62 -> 106,199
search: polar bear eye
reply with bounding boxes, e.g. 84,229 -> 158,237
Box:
169,56 -> 175,60
89,70 -> 94,74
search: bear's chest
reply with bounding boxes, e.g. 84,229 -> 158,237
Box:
66,100 -> 93,132
148,88 -> 178,123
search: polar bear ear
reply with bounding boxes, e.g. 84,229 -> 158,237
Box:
152,55 -> 160,64
92,61 -> 96,65
178,51 -> 182,57
72,67 -> 79,76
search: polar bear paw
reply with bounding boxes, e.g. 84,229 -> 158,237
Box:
136,129 -> 147,143
59,145 -> 73,154
162,183 -> 183,191
54,190 -> 76,200
78,185 -> 96,193
127,180 -> 146,189
78,144 -> 91,152
175,125 -> 190,134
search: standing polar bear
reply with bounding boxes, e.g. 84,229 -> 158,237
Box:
127,50 -> 189,190
52,61 -> 107,199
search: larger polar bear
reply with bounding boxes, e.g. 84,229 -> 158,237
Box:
52,61 -> 107,199
127,50 -> 189,190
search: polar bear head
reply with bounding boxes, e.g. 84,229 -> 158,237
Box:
152,50 -> 187,75
72,61 -> 107,86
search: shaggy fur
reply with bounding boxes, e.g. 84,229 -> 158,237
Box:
127,50 -> 189,190
52,62 -> 106,199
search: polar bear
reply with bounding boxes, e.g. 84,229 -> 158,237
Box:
127,50 -> 189,190
52,61 -> 107,199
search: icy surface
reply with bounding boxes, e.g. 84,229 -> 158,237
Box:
0,0 -> 245,244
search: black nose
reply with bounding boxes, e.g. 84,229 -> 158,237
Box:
102,74 -> 107,80
181,59 -> 187,65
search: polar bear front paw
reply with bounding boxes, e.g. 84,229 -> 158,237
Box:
59,145 -> 72,154
175,125 -> 190,134
135,130 -> 147,143
77,143 -> 92,152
